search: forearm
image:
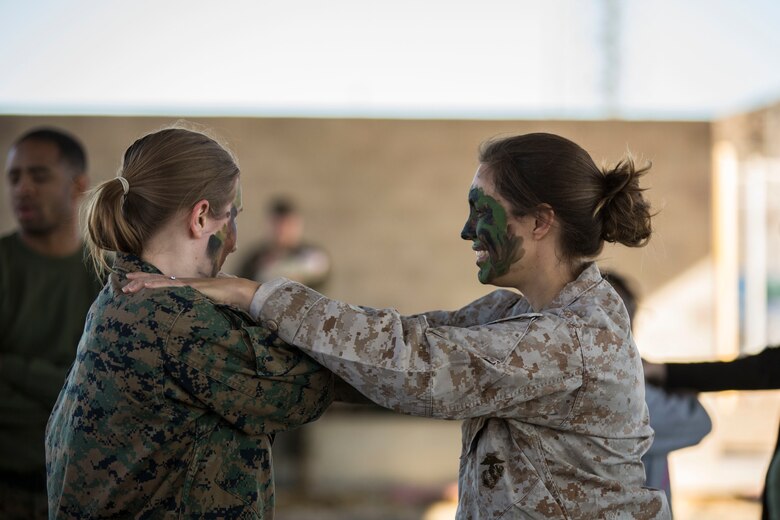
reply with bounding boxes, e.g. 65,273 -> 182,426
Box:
251,279 -> 437,415
249,279 -> 580,420
0,382 -> 54,423
0,353 -> 71,410
666,346 -> 780,392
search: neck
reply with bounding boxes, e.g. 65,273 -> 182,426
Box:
515,251 -> 580,312
142,244 -> 202,279
18,217 -> 81,257
141,222 -> 212,279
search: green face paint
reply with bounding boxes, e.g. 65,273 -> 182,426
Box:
205,181 -> 242,277
460,186 -> 523,284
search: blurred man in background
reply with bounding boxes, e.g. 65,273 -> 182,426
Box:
239,196 -> 331,291
1,128 -> 101,519
238,196 -> 332,492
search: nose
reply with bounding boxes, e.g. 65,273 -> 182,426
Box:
461,218 -> 475,241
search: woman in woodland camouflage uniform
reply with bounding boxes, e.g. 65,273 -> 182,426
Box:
46,127 -> 333,519
127,133 -> 671,519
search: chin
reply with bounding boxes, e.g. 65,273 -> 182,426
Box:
482,273 -> 515,289
477,273 -> 502,286
19,221 -> 53,235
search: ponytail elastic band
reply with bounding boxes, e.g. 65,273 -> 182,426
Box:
116,176 -> 130,195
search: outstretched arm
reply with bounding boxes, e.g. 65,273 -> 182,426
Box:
124,273 -> 582,421
663,347 -> 780,392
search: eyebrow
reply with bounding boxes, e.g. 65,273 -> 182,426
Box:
7,165 -> 51,175
11,165 -> 51,173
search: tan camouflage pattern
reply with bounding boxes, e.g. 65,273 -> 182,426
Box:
251,262 -> 670,519
46,254 -> 333,519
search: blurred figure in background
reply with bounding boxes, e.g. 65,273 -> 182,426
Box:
603,271 -> 712,515
0,128 -> 101,520
644,347 -> 780,520
238,196 -> 332,492
239,196 -> 330,292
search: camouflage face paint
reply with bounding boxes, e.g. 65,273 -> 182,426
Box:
206,229 -> 227,277
205,182 -> 242,277
461,186 -> 522,284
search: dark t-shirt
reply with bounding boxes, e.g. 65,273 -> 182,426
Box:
0,232 -> 101,472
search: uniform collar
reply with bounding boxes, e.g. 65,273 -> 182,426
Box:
542,262 -> 603,313
112,253 -> 163,276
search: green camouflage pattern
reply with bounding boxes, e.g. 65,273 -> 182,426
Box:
46,254 -> 333,519
250,263 -> 670,519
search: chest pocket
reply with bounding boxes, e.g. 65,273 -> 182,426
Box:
460,417 -> 567,519
216,305 -> 304,377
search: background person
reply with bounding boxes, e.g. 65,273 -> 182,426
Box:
603,270 -> 712,514
0,128 -> 100,520
645,347 -> 780,520
128,132 -> 671,519
46,127 -> 333,519
238,196 -> 332,490
239,196 -> 331,292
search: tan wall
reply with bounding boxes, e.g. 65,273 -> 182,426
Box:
0,116 -> 712,311
713,100 -> 780,159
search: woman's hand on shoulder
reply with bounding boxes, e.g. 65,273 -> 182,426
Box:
123,272 -> 260,312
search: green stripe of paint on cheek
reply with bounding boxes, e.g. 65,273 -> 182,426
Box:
469,187 -> 523,284
207,226 -> 227,260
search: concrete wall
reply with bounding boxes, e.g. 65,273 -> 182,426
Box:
713,100 -> 780,159
0,115 -> 712,313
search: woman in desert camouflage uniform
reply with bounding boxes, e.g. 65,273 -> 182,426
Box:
128,132 -> 671,519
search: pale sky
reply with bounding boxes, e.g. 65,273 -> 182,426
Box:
1,0 -> 778,119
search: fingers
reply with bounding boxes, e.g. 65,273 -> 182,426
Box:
122,272 -> 186,293
125,272 -> 167,281
125,272 -> 149,280
121,279 -> 148,293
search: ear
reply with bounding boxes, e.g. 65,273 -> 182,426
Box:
188,199 -> 211,239
532,204 -> 555,240
72,174 -> 89,197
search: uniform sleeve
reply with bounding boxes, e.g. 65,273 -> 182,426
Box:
666,346 -> 780,392
643,384 -> 712,455
409,290 -> 523,328
250,280 -> 583,420
164,300 -> 334,436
